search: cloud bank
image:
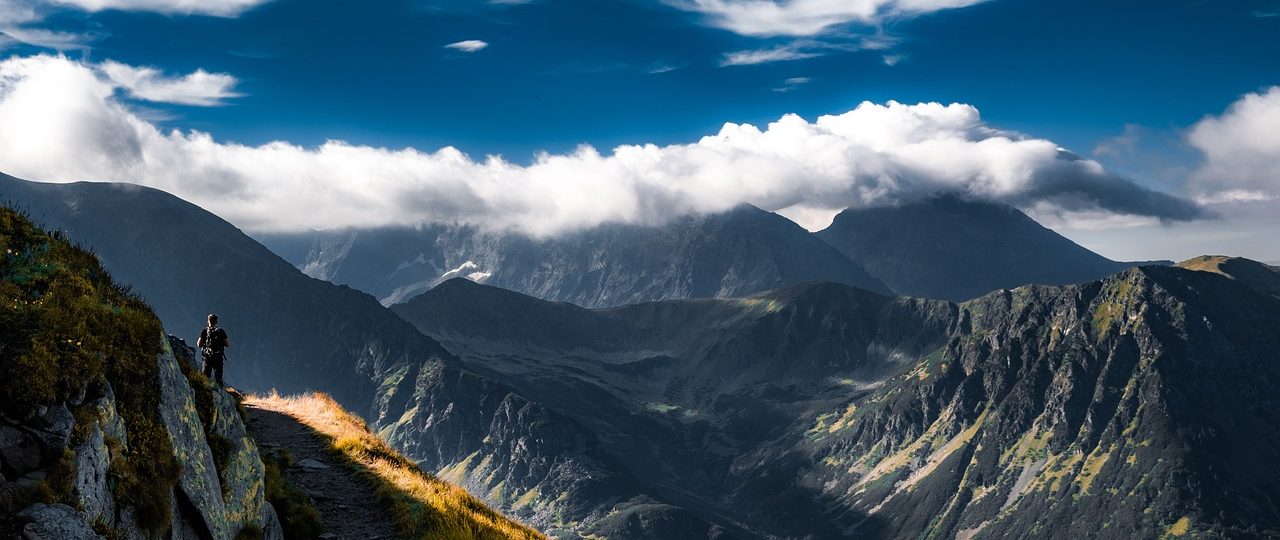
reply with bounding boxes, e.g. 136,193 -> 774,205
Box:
0,54 -> 1201,236
1188,86 -> 1280,207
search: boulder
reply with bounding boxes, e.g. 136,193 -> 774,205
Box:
17,503 -> 102,540
0,425 -> 42,476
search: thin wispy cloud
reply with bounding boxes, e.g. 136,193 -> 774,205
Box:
666,0 -> 990,37
1,0 -> 270,51
445,39 -> 489,52
0,54 -> 1203,237
772,76 -> 811,92
99,60 -> 242,106
673,0 -> 983,65
723,44 -> 820,66
45,0 -> 273,17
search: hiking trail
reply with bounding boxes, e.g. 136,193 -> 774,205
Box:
243,397 -> 401,540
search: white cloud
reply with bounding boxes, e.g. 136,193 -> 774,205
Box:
0,1 -> 89,49
666,0 -> 989,38
445,39 -> 489,53
1187,86 -> 1280,212
723,44 -> 820,65
0,54 -> 1200,237
98,60 -> 241,106
45,0 -> 271,17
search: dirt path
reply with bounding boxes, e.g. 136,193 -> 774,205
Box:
243,400 -> 401,540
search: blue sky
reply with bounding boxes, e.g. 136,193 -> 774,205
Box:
13,0 -> 1275,161
1,0 -> 1279,261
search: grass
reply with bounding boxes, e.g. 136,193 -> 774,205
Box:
0,207 -> 180,532
260,447 -> 325,540
246,392 -> 544,540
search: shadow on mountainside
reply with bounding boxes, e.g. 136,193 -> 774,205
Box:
243,402 -> 402,540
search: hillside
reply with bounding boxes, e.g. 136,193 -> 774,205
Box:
259,204 -> 891,307
816,194 -> 1152,301
0,174 -> 719,538
394,264 -> 1280,538
0,172 -> 453,411
0,207 -> 283,539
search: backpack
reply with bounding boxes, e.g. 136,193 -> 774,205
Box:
203,326 -> 227,354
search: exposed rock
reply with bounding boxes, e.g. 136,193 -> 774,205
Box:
260,502 -> 284,540
0,425 -> 42,476
207,387 -> 266,529
296,458 -> 330,470
17,503 -> 102,540
155,341 -> 229,539
71,421 -> 114,524
16,470 -> 47,488
30,405 -> 73,457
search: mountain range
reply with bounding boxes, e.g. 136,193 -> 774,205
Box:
260,194 -> 1157,308
5,171 -> 1278,538
258,204 -> 891,307
391,263 -> 1280,538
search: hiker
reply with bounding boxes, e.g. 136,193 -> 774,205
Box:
197,313 -> 232,385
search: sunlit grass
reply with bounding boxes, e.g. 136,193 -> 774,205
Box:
245,392 -> 544,540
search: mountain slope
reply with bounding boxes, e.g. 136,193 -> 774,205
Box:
394,278 -> 960,537
394,264 -> 1280,538
260,204 -> 891,307
787,265 -> 1280,538
0,172 -> 450,409
1178,255 -> 1280,299
0,173 -> 726,538
816,194 -> 1152,301
1,207 -> 283,539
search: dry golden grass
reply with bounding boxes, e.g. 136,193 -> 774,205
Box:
245,391 -> 544,540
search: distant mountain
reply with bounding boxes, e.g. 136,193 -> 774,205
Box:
0,172 -> 728,538
816,194 -> 1159,301
394,264 -> 1280,538
394,278 -> 957,538
1178,255 -> 1280,299
258,204 -> 891,307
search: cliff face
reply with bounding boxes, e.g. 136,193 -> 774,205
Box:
785,267 -> 1280,538
0,207 -> 281,539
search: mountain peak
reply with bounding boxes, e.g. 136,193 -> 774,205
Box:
1177,255 -> 1280,300
817,196 -> 1138,301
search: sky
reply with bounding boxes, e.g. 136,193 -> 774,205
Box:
0,0 -> 1278,262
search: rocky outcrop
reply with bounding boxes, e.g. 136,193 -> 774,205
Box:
17,503 -> 102,540
2,339 -> 282,540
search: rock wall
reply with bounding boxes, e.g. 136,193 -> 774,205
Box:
1,335 -> 282,540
